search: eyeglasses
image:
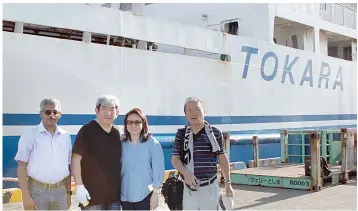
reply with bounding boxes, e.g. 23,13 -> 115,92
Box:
43,110 -> 60,116
126,120 -> 143,126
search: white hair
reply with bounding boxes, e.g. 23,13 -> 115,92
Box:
96,95 -> 120,109
184,97 -> 204,112
40,97 -> 61,111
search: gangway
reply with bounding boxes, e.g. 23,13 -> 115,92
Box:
230,128 -> 357,191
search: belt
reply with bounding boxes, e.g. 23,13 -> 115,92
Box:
199,175 -> 217,187
28,177 -> 66,190
186,175 -> 217,191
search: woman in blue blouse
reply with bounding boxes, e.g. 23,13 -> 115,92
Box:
120,108 -> 165,210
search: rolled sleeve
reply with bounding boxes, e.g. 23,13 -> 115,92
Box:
14,129 -> 34,163
151,137 -> 165,187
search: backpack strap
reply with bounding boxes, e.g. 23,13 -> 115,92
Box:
177,126 -> 187,179
179,125 -> 188,163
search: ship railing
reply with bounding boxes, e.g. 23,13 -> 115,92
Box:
319,3 -> 357,29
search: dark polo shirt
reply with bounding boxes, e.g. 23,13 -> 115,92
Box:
72,120 -> 122,207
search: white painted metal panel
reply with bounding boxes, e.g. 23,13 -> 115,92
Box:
3,32 -> 356,118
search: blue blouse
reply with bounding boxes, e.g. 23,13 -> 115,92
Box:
120,136 -> 165,202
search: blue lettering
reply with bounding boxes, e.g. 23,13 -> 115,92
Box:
318,62 -> 331,89
300,60 -> 313,87
281,55 -> 298,84
333,66 -> 344,91
239,48 -> 344,91
261,52 -> 278,81
241,46 -> 259,79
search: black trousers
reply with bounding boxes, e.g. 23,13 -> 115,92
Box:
121,192 -> 153,210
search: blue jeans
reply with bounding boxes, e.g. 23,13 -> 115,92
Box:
82,201 -> 121,210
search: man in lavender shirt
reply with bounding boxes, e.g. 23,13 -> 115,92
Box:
15,98 -> 72,210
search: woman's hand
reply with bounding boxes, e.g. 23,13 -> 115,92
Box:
150,191 -> 159,210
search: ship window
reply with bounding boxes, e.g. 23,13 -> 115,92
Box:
328,46 -> 338,58
3,21 -> 15,32
91,33 -> 107,45
22,23 -> 83,41
292,35 -> 298,49
224,21 -> 239,35
343,46 -> 352,61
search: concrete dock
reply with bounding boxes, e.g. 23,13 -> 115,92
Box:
3,181 -> 356,210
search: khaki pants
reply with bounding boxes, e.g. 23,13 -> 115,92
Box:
28,180 -> 67,210
183,179 -> 219,210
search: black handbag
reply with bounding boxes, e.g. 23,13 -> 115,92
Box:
162,129 -> 186,210
161,175 -> 184,210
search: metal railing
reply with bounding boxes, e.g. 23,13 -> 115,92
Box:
319,3 -> 357,29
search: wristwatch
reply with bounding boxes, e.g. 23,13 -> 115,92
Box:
67,190 -> 73,195
224,180 -> 231,184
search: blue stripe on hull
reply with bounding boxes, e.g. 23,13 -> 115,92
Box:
2,136 -> 281,179
154,124 -> 357,138
3,113 -> 357,126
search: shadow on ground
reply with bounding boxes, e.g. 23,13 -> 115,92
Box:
219,184 -> 310,210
